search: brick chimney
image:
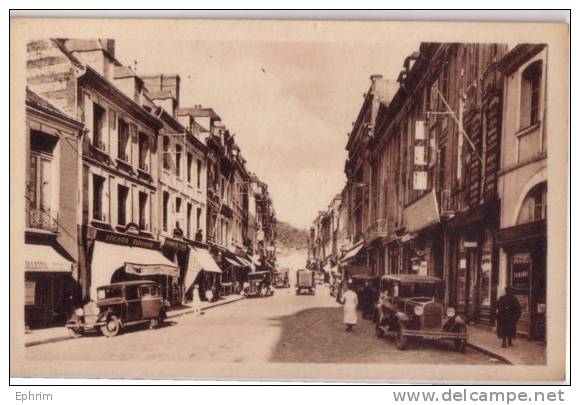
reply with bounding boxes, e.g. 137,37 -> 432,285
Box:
141,74 -> 181,116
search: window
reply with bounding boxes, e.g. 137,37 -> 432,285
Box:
175,144 -> 182,177
162,191 -> 169,232
92,174 -> 105,221
139,192 -> 148,230
187,153 -> 193,183
117,185 -> 128,226
138,133 -> 149,172
196,207 -> 202,233
520,61 -> 542,130
93,103 -> 106,150
197,159 -> 202,189
186,203 -> 192,239
517,182 -> 547,225
27,132 -> 56,216
175,197 -> 182,228
117,119 -> 129,161
163,136 -> 170,170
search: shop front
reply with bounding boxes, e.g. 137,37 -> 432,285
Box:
401,190 -> 443,278
160,233 -> 190,306
182,245 -> 222,302
24,242 -> 77,328
496,220 -> 546,341
446,200 -> 499,325
88,229 -> 179,302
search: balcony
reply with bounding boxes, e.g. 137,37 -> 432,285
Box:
87,141 -> 112,165
26,207 -> 59,233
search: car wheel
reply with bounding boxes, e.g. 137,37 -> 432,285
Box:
395,323 -> 407,350
453,325 -> 467,353
375,320 -> 385,338
101,315 -> 121,337
66,323 -> 83,339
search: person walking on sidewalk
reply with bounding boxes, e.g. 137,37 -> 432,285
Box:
192,285 -> 204,315
341,284 -> 358,332
495,286 -> 521,348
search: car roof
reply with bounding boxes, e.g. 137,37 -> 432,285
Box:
97,280 -> 157,289
381,274 -> 443,284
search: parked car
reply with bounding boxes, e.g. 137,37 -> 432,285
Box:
273,268 -> 290,288
65,280 -> 169,338
296,269 -> 316,295
374,275 -> 467,352
244,271 -> 274,298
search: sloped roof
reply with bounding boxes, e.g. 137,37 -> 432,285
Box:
26,88 -> 83,127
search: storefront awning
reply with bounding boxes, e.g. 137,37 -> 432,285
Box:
91,241 -> 178,298
24,243 -> 73,273
340,241 -> 364,263
236,255 -> 255,270
183,246 -> 222,294
250,255 -> 261,266
342,264 -> 371,278
323,262 -> 332,273
225,257 -> 242,267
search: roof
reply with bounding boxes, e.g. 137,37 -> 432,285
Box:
497,44 -> 546,76
26,88 -> 84,128
381,274 -> 443,284
98,280 -> 157,288
177,107 -> 220,120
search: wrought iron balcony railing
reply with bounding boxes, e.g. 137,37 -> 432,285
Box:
26,207 -> 59,233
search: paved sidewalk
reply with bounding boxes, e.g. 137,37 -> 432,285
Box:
24,295 -> 244,347
467,324 -> 546,365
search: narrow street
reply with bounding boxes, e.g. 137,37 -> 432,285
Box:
26,282 -> 500,365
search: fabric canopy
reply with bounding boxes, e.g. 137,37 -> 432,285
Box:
342,264 -> 371,278
225,257 -> 241,267
183,246 -> 222,294
91,241 -> 178,298
323,262 -> 332,273
24,243 -> 73,273
340,241 -> 364,263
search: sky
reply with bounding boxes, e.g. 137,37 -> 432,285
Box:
116,38 -> 420,230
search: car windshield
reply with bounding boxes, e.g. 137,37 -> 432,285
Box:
97,287 -> 124,300
399,283 -> 439,298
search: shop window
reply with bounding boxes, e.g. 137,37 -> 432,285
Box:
117,119 -> 129,161
93,103 -> 106,150
92,174 -> 106,221
516,182 -> 547,225
520,61 -> 542,130
117,184 -> 128,226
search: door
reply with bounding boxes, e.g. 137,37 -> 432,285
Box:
125,285 -> 142,321
466,249 -> 480,321
510,251 -> 532,336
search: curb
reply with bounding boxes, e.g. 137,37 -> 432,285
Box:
466,342 -> 513,365
25,296 -> 245,348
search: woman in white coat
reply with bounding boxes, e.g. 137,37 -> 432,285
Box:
341,284 -> 358,332
192,285 -> 204,315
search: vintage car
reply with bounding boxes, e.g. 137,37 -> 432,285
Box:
295,269 -> 316,295
244,271 -> 274,298
374,275 -> 468,352
65,280 -> 169,338
273,268 -> 290,288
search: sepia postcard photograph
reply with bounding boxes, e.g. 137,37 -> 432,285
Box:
9,15 -> 569,383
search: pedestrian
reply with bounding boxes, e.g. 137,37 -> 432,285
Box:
341,283 -> 358,332
192,285 -> 204,315
495,286 -> 521,348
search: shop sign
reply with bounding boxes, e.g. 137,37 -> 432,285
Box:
464,241 -> 478,248
419,261 -> 428,276
96,230 -> 159,250
404,189 -> 440,233
511,252 -> 531,290
125,263 -> 179,278
164,237 -> 189,252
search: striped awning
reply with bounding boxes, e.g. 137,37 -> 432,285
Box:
24,243 -> 73,273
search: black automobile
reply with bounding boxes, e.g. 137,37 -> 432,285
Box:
374,275 -> 467,352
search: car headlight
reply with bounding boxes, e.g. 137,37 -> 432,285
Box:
414,306 -> 424,316
446,307 -> 456,317
75,308 -> 84,316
